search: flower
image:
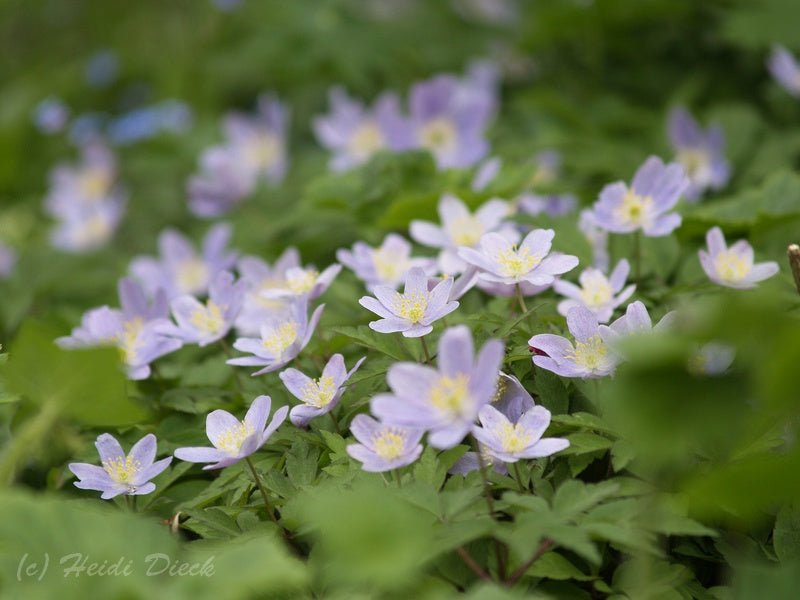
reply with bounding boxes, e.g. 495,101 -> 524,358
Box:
337,233 -> 435,291
0,241 -> 17,278
517,193 -> 577,218
281,355 -> 366,427
408,73 -> 494,169
346,415 -> 424,472
473,404 -> 569,463
130,223 -> 237,298
69,433 -> 172,499
234,249 -> 299,336
359,267 -> 459,337
157,271 -> 246,346
591,156 -> 688,236
554,259 -> 635,323
313,87 -> 411,171
767,45 -> 800,98
410,194 -> 514,274
227,298 -> 324,375
471,156 -> 502,192
174,395 -> 288,470
50,201 -> 126,253
33,97 -> 69,134
529,306 -> 620,379
57,277 -> 181,380
698,227 -> 779,289
668,107 -> 730,201
688,342 -> 735,376
578,208 -> 610,273
371,325 -> 504,448
187,145 -> 260,218
459,229 -> 579,287
530,149 -> 561,186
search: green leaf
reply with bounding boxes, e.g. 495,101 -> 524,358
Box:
774,504 -> 800,563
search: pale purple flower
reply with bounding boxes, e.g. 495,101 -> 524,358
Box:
50,200 -> 126,253
337,233 -> 435,291
410,194 -> 514,274
427,265 -> 480,302
459,229 -> 579,287
0,242 -> 17,278
227,298 -> 324,375
529,306 -> 621,379
157,271 -> 245,346
554,259 -> 635,323
371,325 -> 504,448
33,97 -> 70,134
129,223 -> 237,298
187,145 -> 258,218
668,108 -> 730,201
578,208 -> 610,272
517,193 -> 577,218
359,267 -> 459,338
698,227 -> 779,289
688,342 -> 735,376
313,87 -> 411,171
280,354 -> 366,427
598,301 -> 675,353
530,150 -> 561,187
591,156 -> 689,236
473,404 -> 569,463
45,141 -> 121,218
408,74 -> 494,169
69,433 -> 172,499
174,395 -> 288,470
767,45 -> 800,98
346,415 -> 423,473
57,277 -> 180,380
471,156 -> 502,192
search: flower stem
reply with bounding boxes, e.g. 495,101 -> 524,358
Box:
456,546 -> 492,582
328,411 -> 341,435
393,468 -> 402,488
221,338 -> 247,398
506,539 -> 555,585
470,435 -> 507,581
420,336 -> 432,364
515,283 -> 528,314
511,462 -> 526,493
633,231 -> 642,284
244,456 -> 279,524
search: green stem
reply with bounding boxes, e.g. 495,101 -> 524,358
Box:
244,456 -> 278,524
470,435 -> 507,581
393,468 -> 402,488
511,462 -> 526,493
420,336 -> 432,364
633,231 -> 642,284
328,411 -> 341,435
515,283 -> 528,314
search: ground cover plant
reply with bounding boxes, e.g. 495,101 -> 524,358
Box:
2,1 -> 800,598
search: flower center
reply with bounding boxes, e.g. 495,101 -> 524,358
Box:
496,245 -> 541,279
78,168 -> 112,200
714,251 -> 749,283
448,215 -> 485,247
286,268 -> 319,295
677,148 -> 711,182
262,321 -> 299,357
189,301 -> 226,335
498,422 -> 533,454
76,213 -> 113,247
176,259 -> 209,295
569,335 -> 609,372
578,272 -> 613,308
103,455 -> 141,485
373,430 -> 405,461
301,374 -> 337,408
429,374 -> 471,417
216,421 -> 254,455
395,291 -> 428,323
244,133 -> 280,170
490,376 -> 507,403
615,190 -> 654,228
348,121 -> 385,157
418,118 -> 457,154
372,249 -> 408,285
118,318 -> 144,365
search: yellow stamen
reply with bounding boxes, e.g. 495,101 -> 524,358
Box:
215,421 -> 254,455
578,273 -> 613,309
189,301 -> 226,335
301,375 -> 337,408
419,118 -> 458,153
176,259 -> 209,295
496,245 -> 541,278
714,251 -> 749,283
372,249 -> 409,284
286,268 -> 319,295
373,430 -> 406,461
262,321 -> 298,357
103,455 -> 141,484
448,215 -> 484,247
118,318 -> 144,365
429,374 -> 471,416
568,335 -> 609,371
498,422 -> 533,454
395,291 -> 428,323
244,133 -> 280,170
348,121 -> 385,157
614,189 -> 654,228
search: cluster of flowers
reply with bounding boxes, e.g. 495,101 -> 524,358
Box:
43,141 -> 126,253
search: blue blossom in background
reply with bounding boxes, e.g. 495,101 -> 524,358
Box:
85,50 -> 119,89
668,107 -> 730,201
69,433 -> 172,499
32,97 -> 70,134
108,100 -> 193,146
767,45 -> 800,98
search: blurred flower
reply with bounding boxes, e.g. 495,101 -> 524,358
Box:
688,342 -> 735,376
410,194 -> 514,274
50,201 -> 125,253
459,229 -> 579,287
371,325 -> 504,448
473,404 -> 569,463
767,45 -> 800,98
337,233 -> 435,291
85,50 -> 119,89
280,354 -> 366,427
68,113 -> 107,145
408,73 -> 495,169
57,277 -> 181,380
599,300 -> 675,354
227,298 -> 324,375
187,145 -> 256,218
129,223 -> 237,298
529,306 -> 620,379
69,433 -> 172,499
108,100 -> 193,146
157,271 -> 246,346
471,156 -> 501,191
174,395 -> 288,470
32,97 -> 69,134
517,193 -> 577,218
0,242 -> 16,278
554,259 -> 635,323
699,227 -> 779,289
530,150 -> 561,187
591,156 -> 688,236
359,267 -> 459,337
668,107 -> 729,201
313,87 -> 411,171
451,0 -> 518,26
578,208 -> 610,272
346,415 -> 424,473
